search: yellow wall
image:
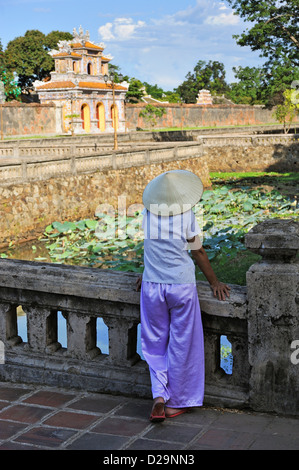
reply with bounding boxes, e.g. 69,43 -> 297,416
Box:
97,103 -> 105,132
82,104 -> 90,132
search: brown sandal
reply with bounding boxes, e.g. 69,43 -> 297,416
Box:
165,407 -> 191,418
150,402 -> 165,423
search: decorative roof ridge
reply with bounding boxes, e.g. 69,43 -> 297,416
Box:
48,26 -> 106,57
52,52 -> 82,58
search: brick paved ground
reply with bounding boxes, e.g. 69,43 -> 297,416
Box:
0,382 -> 298,451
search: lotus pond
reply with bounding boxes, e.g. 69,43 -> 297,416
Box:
2,172 -> 298,286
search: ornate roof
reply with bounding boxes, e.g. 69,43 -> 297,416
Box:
36,81 -> 76,90
52,52 -> 82,59
36,81 -> 127,91
49,26 -> 106,57
71,41 -> 104,51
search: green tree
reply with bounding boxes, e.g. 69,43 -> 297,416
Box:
164,91 -> 181,103
143,82 -> 180,103
175,71 -> 199,104
228,60 -> 299,107
0,40 -> 4,68
176,60 -> 229,103
108,63 -> 130,83
139,104 -> 166,128
228,66 -> 266,104
262,60 -> 299,106
227,0 -> 299,67
274,88 -> 299,133
126,78 -> 145,103
44,30 -> 73,50
4,29 -> 72,90
0,38 -> 21,101
143,82 -> 164,100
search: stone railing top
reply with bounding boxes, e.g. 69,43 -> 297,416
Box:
0,259 -> 247,319
245,219 -> 299,262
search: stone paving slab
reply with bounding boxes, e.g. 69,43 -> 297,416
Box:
0,382 -> 298,452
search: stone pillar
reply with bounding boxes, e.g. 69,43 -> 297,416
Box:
103,316 -> 140,366
26,307 -> 61,353
0,303 -> 22,347
66,313 -> 100,360
55,103 -> 63,134
245,219 -> 299,415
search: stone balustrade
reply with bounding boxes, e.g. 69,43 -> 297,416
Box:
0,133 -> 297,159
0,219 -> 298,415
0,142 -> 206,186
0,134 -> 297,187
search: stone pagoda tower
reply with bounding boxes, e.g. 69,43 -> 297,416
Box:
196,89 -> 213,106
34,27 -> 128,134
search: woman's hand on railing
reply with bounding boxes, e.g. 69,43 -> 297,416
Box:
210,280 -> 231,301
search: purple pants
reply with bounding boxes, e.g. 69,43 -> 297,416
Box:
140,281 -> 205,408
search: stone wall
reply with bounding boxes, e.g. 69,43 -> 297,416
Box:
125,103 -> 299,130
0,102 -> 58,136
0,134 -> 297,246
2,101 -> 299,137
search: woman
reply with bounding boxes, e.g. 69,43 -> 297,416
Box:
136,170 -> 230,422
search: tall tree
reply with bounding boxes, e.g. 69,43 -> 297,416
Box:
0,39 -> 4,68
4,30 -> 72,90
126,78 -> 145,103
228,66 -> 266,104
176,60 -> 229,103
0,38 -> 21,101
226,0 -> 299,66
44,30 -> 73,50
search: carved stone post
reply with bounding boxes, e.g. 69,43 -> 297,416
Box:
0,303 -> 22,347
26,307 -> 61,353
103,316 -> 140,366
245,219 -> 299,415
65,313 -> 100,360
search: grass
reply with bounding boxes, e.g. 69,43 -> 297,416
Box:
210,171 -> 299,182
195,250 -> 261,286
144,122 -> 292,132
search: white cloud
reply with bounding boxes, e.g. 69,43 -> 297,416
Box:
219,2 -> 229,10
98,23 -> 115,41
98,17 -> 145,42
204,11 -> 240,26
96,2 -> 263,90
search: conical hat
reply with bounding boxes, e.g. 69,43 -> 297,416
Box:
142,170 -> 204,216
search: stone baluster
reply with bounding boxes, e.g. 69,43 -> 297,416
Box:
65,312 -> 100,360
203,330 -> 220,380
103,316 -> 140,366
25,306 -> 61,353
245,219 -> 299,415
0,303 -> 22,347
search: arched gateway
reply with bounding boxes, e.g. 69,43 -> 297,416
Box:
34,27 -> 128,135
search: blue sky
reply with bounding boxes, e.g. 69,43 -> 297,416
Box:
0,0 -> 265,90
